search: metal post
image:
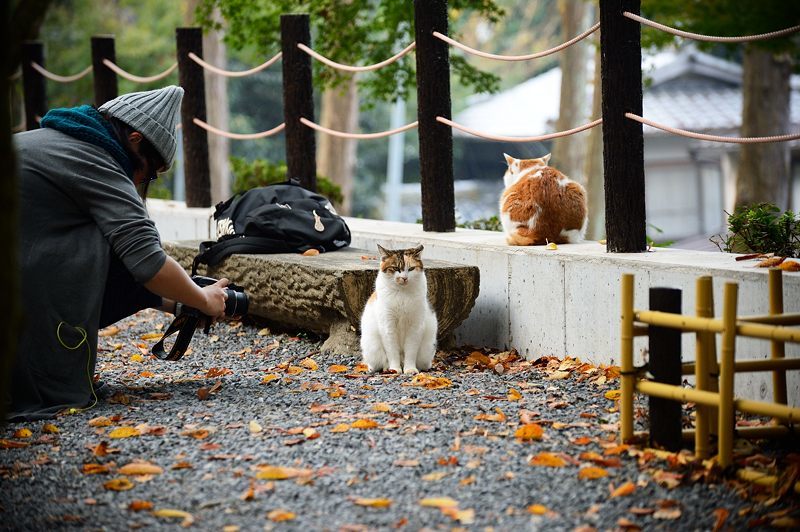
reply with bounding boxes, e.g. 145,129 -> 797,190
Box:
21,41 -> 46,130
599,0 -> 646,252
280,14 -> 316,191
176,27 -> 211,208
648,287 -> 682,451
414,0 -> 455,232
91,35 -> 117,107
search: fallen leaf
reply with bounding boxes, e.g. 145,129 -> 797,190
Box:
152,508 -> 194,527
98,325 -> 120,337
330,423 -> 350,433
255,466 -> 311,480
393,459 -> 420,468
527,504 -> 548,515
248,420 -> 263,434
529,452 -> 567,467
605,390 -> 622,400
419,497 -> 459,509
103,477 -> 134,491
0,439 -> 30,449
352,497 -> 392,508
712,508 -> 729,532
42,423 -> 60,434
545,242 -> 558,250
181,428 -> 210,440
778,260 -> 800,272
372,403 -> 391,412
474,407 -> 506,422
327,365 -> 348,373
82,463 -> 113,475
351,419 -> 379,429
128,500 -> 154,512
118,462 -> 163,476
422,471 -> 450,481
261,373 -> 280,384
507,388 -> 522,401
267,509 -> 295,522
404,374 -> 452,389
610,481 -> 636,497
13,428 -> 32,439
108,427 -> 140,439
299,358 -> 318,371
545,370 -> 571,380
514,424 -> 544,441
302,248 -> 320,256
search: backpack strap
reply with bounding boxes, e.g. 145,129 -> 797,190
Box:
191,236 -> 294,275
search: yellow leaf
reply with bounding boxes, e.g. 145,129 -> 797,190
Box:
130,354 -> 145,363
422,471 -> 449,481
82,463 -> 113,475
545,370 -> 571,380
103,477 -> 134,491
257,327 -> 271,336
255,466 -> 310,480
303,428 -> 320,440
353,497 -> 392,508
610,481 -> 636,497
267,509 -> 296,522
181,428 -> 210,440
529,452 -> 567,467
507,388 -> 522,401
330,423 -> 351,433
152,508 -> 194,527
249,420 -> 263,434
545,242 -> 558,250
474,407 -> 506,422
578,466 -> 608,480
442,507 -> 475,525
605,389 -> 622,400
351,419 -> 379,429
405,374 -> 453,389
527,504 -> 548,515
261,373 -> 279,384
419,497 -> 459,509
514,423 -> 544,441
140,332 -> 162,340
13,428 -> 32,438
98,325 -> 120,337
108,427 -> 140,439
118,462 -> 163,476
42,423 -> 59,434
286,366 -> 305,375
372,403 -> 391,412
128,500 -> 154,512
327,364 -> 348,373
299,358 -> 318,371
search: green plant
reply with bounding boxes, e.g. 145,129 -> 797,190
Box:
646,223 -> 674,249
457,216 -> 502,232
229,156 -> 343,206
711,203 -> 800,257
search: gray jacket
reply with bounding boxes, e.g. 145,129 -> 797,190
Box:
8,128 -> 167,420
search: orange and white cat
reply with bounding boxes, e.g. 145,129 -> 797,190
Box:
499,153 -> 587,246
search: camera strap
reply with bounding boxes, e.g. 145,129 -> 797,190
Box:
151,312 -> 201,361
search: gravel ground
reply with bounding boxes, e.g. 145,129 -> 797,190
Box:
2,309 -> 798,531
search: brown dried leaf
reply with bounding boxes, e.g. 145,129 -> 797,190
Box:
352,497 -> 392,508
128,500 -> 154,512
267,509 -> 296,522
419,497 -> 459,509
514,424 -> 544,442
118,462 -> 163,476
108,427 -> 140,439
529,452 -> 567,467
103,477 -> 134,491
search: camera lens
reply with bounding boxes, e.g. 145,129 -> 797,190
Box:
224,288 -> 248,317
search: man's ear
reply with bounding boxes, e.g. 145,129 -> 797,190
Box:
128,131 -> 144,145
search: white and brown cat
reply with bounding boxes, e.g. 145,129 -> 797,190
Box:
360,244 -> 437,375
499,153 -> 588,246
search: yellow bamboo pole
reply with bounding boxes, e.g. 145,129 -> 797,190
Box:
694,275 -> 713,459
620,274 -> 635,442
736,322 -> 800,342
637,380 -> 719,406
635,310 -> 723,333
739,313 -> 800,325
736,398 -> 799,422
769,269 -> 788,408
717,282 -> 738,468
683,358 -> 800,374
684,424 -> 797,441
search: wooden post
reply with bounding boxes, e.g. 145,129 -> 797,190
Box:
769,268 -> 787,407
620,273 -> 635,442
414,0 -> 455,232
176,27 -> 211,208
280,14 -> 316,191
21,41 -> 46,130
648,287 -> 682,451
599,0 -> 646,252
91,35 -> 118,107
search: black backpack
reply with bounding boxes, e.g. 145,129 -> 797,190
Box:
191,181 -> 351,275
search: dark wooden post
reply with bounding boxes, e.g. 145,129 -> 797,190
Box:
599,0 -> 646,252
21,41 -> 46,130
648,287 -> 683,452
91,35 -> 118,107
176,27 -> 211,208
414,0 -> 455,232
280,14 -> 316,191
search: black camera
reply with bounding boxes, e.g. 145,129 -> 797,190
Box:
151,275 -> 249,361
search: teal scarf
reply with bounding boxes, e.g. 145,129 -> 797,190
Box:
40,105 -> 133,178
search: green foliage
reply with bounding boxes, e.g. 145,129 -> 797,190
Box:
195,0 -> 505,107
641,0 -> 800,58
457,216 -> 502,232
711,203 -> 800,257
646,223 -> 674,249
229,155 -> 343,206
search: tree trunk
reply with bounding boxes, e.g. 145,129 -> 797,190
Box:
584,35 -> 605,241
2,0 -> 22,424
317,77 -> 358,215
551,0 -> 589,183
735,47 -> 791,210
186,1 -> 230,204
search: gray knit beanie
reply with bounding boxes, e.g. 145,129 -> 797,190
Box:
99,85 -> 184,170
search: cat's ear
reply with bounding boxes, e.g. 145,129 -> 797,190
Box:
377,244 -> 391,258
542,153 -> 552,165
503,153 -> 515,166
409,245 -> 424,257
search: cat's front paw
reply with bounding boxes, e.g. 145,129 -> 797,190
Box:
403,367 -> 419,375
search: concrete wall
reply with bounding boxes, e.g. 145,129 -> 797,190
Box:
148,200 -> 800,406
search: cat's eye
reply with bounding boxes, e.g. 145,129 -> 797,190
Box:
408,266 -> 416,271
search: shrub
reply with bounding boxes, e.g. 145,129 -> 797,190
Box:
711,203 -> 800,257
229,156 -> 343,206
